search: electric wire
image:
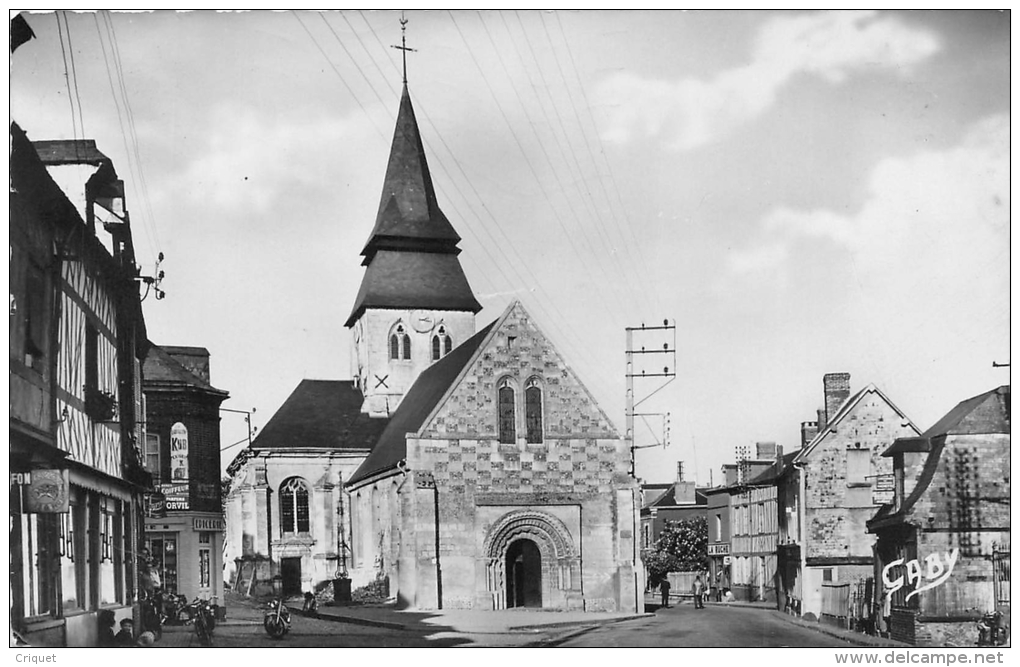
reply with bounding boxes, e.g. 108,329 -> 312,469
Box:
54,13 -> 79,148
61,12 -> 88,147
356,11 -> 623,398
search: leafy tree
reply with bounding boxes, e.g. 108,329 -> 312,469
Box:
641,548 -> 680,586
649,516 -> 709,573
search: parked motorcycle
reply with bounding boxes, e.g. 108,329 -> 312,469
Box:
977,610 -> 1010,647
163,593 -> 190,625
264,598 -> 291,639
186,598 -> 216,647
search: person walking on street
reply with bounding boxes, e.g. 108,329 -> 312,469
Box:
693,575 -> 705,609
660,577 -> 672,609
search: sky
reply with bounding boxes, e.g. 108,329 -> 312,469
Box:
10,10 -> 1011,484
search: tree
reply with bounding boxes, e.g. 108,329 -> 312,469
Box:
647,516 -> 709,574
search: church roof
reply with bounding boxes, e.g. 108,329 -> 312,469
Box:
346,320 -> 497,486
346,85 -> 481,328
344,250 -> 482,327
252,379 -> 388,452
360,85 -> 462,261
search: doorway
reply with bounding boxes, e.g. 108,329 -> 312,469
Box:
281,557 -> 302,596
506,539 -> 542,608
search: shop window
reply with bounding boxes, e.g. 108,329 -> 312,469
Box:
145,535 -> 179,595
280,477 -> 310,534
498,378 -> 516,444
525,378 -> 543,443
199,549 -> 211,588
16,508 -> 58,618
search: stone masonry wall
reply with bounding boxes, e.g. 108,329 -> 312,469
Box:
805,390 -> 918,562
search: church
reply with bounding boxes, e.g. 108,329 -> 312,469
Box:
224,79 -> 643,613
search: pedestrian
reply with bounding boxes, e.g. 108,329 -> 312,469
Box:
693,575 -> 705,609
98,610 -> 116,647
659,577 -> 672,608
114,619 -> 135,647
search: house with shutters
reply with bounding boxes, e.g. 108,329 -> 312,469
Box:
868,385 -> 1010,647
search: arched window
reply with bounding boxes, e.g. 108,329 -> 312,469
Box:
389,323 -> 411,361
498,378 -> 516,444
279,477 -> 310,534
431,325 -> 453,361
525,377 -> 543,444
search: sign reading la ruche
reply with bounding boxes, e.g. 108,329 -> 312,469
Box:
708,543 -> 730,556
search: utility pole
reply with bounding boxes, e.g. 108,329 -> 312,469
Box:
625,320 -> 676,478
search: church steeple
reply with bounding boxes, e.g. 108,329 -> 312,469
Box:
345,85 -> 481,328
358,85 -> 462,265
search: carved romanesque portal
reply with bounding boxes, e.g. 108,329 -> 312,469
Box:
483,510 -> 580,610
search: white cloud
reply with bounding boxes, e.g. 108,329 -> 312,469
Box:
596,11 -> 940,150
725,241 -> 789,276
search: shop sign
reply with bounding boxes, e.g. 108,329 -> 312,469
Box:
873,474 -> 895,505
193,518 -> 225,531
145,492 -> 167,518
170,422 -> 189,481
22,468 -> 70,513
883,548 -> 959,602
708,543 -> 730,556
159,482 -> 190,512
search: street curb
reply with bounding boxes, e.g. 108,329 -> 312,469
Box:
529,614 -> 655,647
511,613 -> 653,632
296,609 -> 407,631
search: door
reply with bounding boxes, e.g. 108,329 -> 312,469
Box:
506,539 -> 542,608
281,557 -> 302,596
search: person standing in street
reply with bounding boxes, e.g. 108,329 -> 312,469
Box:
693,575 -> 705,609
660,577 -> 672,608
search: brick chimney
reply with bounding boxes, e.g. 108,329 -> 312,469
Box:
823,372 -> 850,427
800,421 -> 819,449
722,464 -> 738,486
755,441 -> 779,460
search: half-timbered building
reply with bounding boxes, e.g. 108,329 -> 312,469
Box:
10,124 -> 150,647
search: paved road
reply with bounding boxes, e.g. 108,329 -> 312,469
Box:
551,603 -> 857,648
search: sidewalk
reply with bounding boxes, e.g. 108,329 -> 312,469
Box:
308,599 -> 652,636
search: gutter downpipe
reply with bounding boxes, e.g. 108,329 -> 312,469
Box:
796,460 -> 807,615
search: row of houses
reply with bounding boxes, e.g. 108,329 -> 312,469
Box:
10,121 -> 230,647
641,373 -> 1010,646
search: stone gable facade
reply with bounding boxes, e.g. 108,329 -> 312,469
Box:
349,302 -> 642,613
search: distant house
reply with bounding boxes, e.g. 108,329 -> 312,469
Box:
782,373 -> 920,621
868,386 -> 1010,647
639,468 -> 709,551
142,344 -> 229,603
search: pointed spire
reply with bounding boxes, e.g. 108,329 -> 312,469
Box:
359,85 -> 461,263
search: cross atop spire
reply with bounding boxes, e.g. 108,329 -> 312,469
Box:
391,13 -> 417,86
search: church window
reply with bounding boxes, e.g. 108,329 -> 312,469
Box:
525,377 -> 543,443
389,323 -> 411,361
498,378 -> 516,444
431,326 -> 453,361
280,477 -> 310,534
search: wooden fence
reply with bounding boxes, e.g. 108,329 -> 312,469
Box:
822,577 -> 875,632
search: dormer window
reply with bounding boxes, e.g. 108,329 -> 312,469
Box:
432,325 -> 453,361
389,323 -> 411,361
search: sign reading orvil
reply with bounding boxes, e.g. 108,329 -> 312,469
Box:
882,549 -> 959,602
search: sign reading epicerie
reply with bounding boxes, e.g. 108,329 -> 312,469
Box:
882,548 -> 959,602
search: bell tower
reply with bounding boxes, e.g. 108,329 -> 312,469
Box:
346,84 -> 481,416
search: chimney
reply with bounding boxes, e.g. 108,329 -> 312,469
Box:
755,441 -> 779,461
823,372 -> 851,426
673,480 -> 696,505
722,464 -> 738,487
676,461 -> 685,482
800,421 -> 819,449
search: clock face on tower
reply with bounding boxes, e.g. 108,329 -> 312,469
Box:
410,311 -> 435,333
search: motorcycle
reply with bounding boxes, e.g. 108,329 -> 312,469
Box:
186,598 -> 216,647
977,610 -> 1010,647
163,593 -> 190,625
264,598 -> 291,639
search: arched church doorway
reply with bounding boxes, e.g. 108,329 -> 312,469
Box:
506,539 -> 542,608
